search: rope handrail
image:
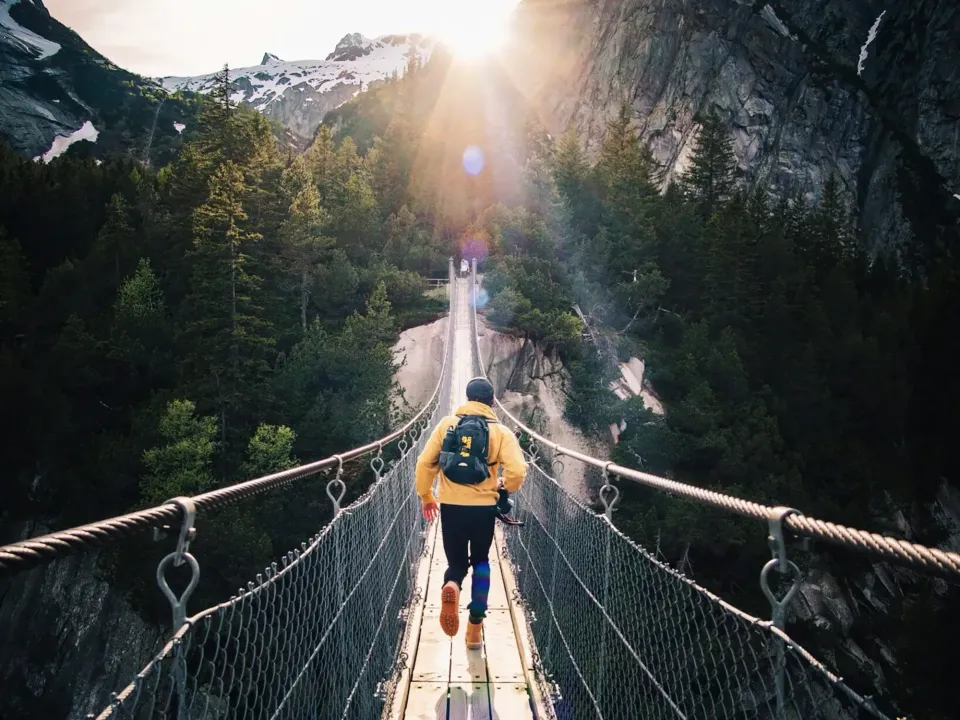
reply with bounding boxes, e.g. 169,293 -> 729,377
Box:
0,296 -> 453,579
467,264 -> 960,580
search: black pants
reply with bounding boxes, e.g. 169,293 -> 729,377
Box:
440,504 -> 495,621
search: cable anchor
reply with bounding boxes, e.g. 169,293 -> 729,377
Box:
327,455 -> 347,517
370,442 -> 385,479
760,507 -> 803,630
598,464 -> 620,522
156,497 -> 200,632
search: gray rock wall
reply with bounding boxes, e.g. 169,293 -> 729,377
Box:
509,0 -> 960,257
0,521 -> 164,720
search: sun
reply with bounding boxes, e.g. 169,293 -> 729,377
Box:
435,2 -> 514,60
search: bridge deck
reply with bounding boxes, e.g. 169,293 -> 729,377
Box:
401,523 -> 539,719
392,276 -> 546,720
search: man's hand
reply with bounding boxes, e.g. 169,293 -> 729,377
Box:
422,502 -> 439,522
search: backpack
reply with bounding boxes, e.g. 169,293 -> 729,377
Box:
439,415 -> 494,485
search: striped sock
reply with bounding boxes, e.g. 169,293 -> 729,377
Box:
468,562 -> 491,621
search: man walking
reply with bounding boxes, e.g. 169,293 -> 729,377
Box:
415,377 -> 527,649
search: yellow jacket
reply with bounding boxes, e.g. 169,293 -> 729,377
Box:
415,401 -> 527,506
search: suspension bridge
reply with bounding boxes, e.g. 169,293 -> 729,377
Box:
1,259 -> 959,720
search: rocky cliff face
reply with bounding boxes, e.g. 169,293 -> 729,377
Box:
787,479 -> 960,715
0,521 -> 163,720
509,0 -> 960,257
477,315 -> 611,501
0,0 -> 196,165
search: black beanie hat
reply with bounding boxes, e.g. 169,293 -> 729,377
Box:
466,377 -> 495,405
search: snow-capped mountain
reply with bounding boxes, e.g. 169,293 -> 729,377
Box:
0,0 -> 195,165
161,33 -> 434,139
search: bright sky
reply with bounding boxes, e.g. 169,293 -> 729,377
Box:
45,0 -> 520,78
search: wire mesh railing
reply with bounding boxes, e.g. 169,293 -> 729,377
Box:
497,460 -> 888,720
88,271 -> 458,720
467,259 -> 890,720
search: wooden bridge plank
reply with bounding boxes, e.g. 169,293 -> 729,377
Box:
482,609 -> 526,683
485,558 -> 508,610
449,620 -> 488,682
489,684 -> 534,719
404,682 -> 449,720
412,610 -> 452,682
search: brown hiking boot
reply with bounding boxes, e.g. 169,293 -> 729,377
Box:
440,581 -> 460,637
465,619 -> 483,650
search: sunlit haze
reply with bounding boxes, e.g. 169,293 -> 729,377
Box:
44,0 -> 518,77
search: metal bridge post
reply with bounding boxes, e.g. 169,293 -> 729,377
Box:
596,523 -> 612,714
326,455 -> 349,709
761,507 -> 803,720
595,465 -> 619,712
155,497 -> 199,720
470,258 -> 480,375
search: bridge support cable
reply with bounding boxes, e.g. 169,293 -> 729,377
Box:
467,261 -> 898,719
42,268 -> 460,719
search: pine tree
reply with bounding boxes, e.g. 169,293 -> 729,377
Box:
802,174 -> 854,284
90,193 -> 136,287
195,65 -> 233,163
596,104 -> 658,227
368,81 -> 415,216
110,258 -> 168,373
383,204 -> 418,268
328,173 -> 379,263
552,126 -> 600,241
180,161 -> 274,451
0,228 -> 30,332
701,190 -> 756,330
593,104 -> 660,294
307,125 -> 337,199
279,158 -> 332,332
682,109 -> 737,213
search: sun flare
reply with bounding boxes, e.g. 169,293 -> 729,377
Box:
435,2 -> 514,59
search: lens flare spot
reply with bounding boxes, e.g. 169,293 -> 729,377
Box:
474,288 -> 490,309
462,145 -> 484,176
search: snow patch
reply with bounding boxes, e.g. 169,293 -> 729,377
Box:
857,11 -> 886,76
34,121 -> 99,164
173,121 -> 186,134
0,0 -> 61,59
954,193 -> 960,201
